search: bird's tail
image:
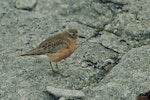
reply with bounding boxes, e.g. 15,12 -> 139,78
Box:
21,48 -> 44,56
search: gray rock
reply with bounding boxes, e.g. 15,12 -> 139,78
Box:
100,33 -> 128,53
88,45 -> 150,100
0,0 -> 150,100
47,86 -> 85,98
15,0 -> 37,10
109,0 -> 150,41
89,32 -> 129,54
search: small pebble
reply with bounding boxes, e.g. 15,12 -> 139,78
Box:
47,86 -> 85,98
15,0 -> 37,10
59,97 -> 66,100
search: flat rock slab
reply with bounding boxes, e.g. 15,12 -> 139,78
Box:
0,0 -> 150,100
89,45 -> 150,100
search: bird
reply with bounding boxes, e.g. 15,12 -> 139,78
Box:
21,29 -> 79,76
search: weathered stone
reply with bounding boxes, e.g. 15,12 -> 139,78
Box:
47,86 -> 85,98
15,0 -> 37,10
88,46 -> 150,100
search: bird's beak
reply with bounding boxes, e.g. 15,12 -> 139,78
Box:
78,35 -> 85,38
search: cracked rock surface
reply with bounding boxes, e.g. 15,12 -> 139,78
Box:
0,0 -> 150,100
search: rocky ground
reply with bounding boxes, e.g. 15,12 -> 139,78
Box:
0,0 -> 150,100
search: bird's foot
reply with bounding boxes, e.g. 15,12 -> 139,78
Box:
52,70 -> 69,78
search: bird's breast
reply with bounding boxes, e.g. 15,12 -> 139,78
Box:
47,39 -> 76,62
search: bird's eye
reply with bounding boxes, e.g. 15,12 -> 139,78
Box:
70,33 -> 78,38
72,33 -> 76,37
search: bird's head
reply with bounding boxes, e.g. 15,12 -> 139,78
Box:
67,29 -> 78,39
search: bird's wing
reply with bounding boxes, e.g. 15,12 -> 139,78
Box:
38,38 -> 70,54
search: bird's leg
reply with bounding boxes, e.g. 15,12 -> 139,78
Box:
49,62 -> 59,73
55,63 -> 69,78
55,63 -> 59,71
49,62 -> 69,77
49,62 -> 55,72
